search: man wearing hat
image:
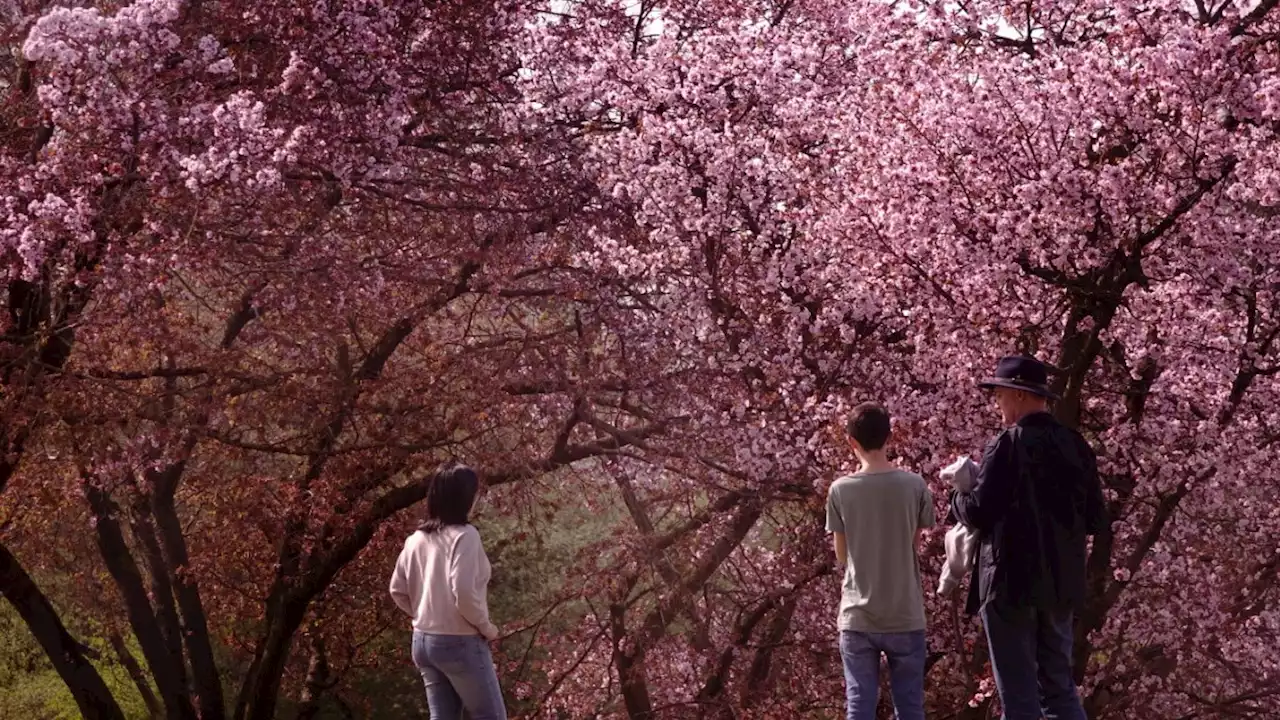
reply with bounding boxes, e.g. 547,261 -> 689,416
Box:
950,355 -> 1108,720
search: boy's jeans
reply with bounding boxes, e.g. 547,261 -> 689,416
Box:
980,601 -> 1087,720
839,629 -> 926,720
411,631 -> 507,720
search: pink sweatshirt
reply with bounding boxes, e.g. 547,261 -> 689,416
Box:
389,525 -> 499,640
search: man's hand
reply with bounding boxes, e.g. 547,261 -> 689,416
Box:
941,456 -> 977,491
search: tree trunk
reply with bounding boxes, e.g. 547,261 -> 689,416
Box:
233,594 -> 310,720
295,635 -> 330,720
153,486 -> 226,720
0,541 -> 127,720
611,600 -> 654,720
738,594 -> 801,711
84,480 -> 197,720
128,505 -> 191,693
109,631 -> 163,720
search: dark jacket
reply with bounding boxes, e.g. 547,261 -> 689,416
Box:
950,412 -> 1108,615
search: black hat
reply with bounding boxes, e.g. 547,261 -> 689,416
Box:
978,355 -> 1060,400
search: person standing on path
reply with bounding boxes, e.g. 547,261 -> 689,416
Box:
951,356 -> 1108,720
390,463 -> 507,720
827,402 -> 936,720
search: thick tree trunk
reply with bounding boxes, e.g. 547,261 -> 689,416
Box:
153,485 -> 226,720
696,593 -> 776,716
737,595 -> 800,711
84,481 -> 197,720
0,154 -> 143,720
1036,164 -> 1236,708
233,594 -> 310,720
0,541 -> 127,720
128,506 -> 191,692
612,600 -> 655,720
295,635 -> 331,720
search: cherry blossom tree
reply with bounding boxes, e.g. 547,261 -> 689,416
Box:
2,1 -> 660,718
510,0 -> 1280,717
3,0 -> 1280,719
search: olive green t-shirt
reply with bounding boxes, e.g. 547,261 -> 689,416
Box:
826,469 -> 936,633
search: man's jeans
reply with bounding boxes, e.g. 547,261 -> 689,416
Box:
839,629 -> 926,720
980,602 -> 1087,720
411,631 -> 507,720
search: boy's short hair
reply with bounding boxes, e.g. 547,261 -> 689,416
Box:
846,403 -> 892,451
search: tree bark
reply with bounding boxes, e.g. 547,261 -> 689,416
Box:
696,595 -> 771,717
0,141 -> 143,720
234,316 -> 425,720
612,598 -> 655,720
152,462 -> 226,720
0,541 -> 127,720
1038,162 -> 1238,706
232,593 -> 310,720
83,480 -> 197,720
738,592 -> 801,711
127,503 -> 190,693
109,631 -> 163,720
295,635 -> 331,720
617,502 -> 765,719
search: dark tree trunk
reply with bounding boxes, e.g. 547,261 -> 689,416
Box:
128,504 -> 191,692
295,635 -> 331,720
233,594 -> 310,720
109,631 -> 163,720
153,471 -> 226,720
0,542 -> 127,720
83,480 -> 197,720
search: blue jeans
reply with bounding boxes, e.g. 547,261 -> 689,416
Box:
980,602 -> 1086,720
411,631 -> 507,720
839,629 -> 926,720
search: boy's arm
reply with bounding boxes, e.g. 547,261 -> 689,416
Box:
917,481 -> 936,546
826,484 -> 847,568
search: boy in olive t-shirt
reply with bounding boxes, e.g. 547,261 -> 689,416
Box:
826,402 -> 935,720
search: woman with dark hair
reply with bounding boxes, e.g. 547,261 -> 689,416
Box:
390,464 -> 506,720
